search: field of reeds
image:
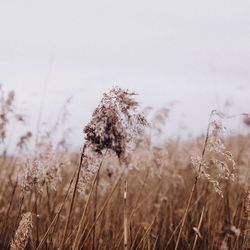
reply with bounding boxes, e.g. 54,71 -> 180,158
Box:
1,84 -> 250,250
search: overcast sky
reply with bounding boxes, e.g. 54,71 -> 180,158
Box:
0,0 -> 250,148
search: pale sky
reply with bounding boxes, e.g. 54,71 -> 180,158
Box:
0,0 -> 250,149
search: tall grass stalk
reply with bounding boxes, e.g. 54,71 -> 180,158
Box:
175,111 -> 213,250
61,147 -> 86,248
124,178 -> 128,250
192,207 -> 205,250
72,151 -> 107,250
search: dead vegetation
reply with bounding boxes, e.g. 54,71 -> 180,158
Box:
0,85 -> 250,250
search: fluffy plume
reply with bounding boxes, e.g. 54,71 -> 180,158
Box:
84,86 -> 147,159
79,87 -> 147,193
10,212 -> 33,250
18,143 -> 63,192
0,85 -> 25,144
191,111 -> 236,197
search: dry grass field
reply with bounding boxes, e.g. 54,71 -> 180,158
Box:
0,85 -> 250,250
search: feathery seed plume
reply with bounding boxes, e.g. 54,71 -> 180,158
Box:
10,212 -> 33,250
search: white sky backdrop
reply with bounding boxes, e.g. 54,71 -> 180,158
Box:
0,0 -> 250,149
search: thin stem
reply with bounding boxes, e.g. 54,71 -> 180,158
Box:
124,178 -> 128,250
61,147 -> 86,248
79,173 -> 123,248
174,110 -> 214,250
135,217 -> 155,250
192,207 -> 205,250
36,167 -> 77,250
72,150 -> 107,250
34,187 -> 40,248
92,169 -> 100,250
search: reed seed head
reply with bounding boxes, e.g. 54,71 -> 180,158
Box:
84,86 -> 147,160
10,212 -> 33,250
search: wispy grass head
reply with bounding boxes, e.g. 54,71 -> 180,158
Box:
10,212 -> 33,250
191,111 -> 236,197
84,86 -> 147,160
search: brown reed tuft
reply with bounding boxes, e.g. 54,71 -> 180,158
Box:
191,111 -> 236,197
84,86 -> 147,160
10,212 -> 33,250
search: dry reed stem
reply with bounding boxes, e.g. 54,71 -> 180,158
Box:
14,195 -> 24,230
175,110 -> 213,250
36,167 -> 77,250
1,180 -> 18,247
79,173 -> 124,248
72,150 -> 107,250
34,186 -> 39,248
152,235 -> 159,250
61,148 -> 85,248
130,227 -> 141,249
92,170 -> 99,250
124,178 -> 128,250
135,217 -> 156,250
64,219 -> 89,248
243,188 -> 250,249
166,219 -> 182,248
192,207 -> 205,250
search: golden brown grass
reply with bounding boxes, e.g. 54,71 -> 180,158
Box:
0,85 -> 250,249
